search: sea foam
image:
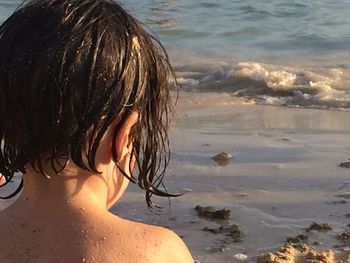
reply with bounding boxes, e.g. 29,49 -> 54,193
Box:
176,61 -> 350,110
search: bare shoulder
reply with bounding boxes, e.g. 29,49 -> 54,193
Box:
147,225 -> 194,263
112,218 -> 194,263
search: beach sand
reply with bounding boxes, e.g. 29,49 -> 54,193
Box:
1,91 -> 350,262
114,91 -> 350,262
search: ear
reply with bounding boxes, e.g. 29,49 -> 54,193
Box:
95,111 -> 138,166
113,111 -> 139,168
104,111 -> 139,209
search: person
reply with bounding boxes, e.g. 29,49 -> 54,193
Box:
0,175 -> 5,186
0,0 -> 194,262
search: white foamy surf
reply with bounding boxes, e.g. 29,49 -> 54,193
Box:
175,61 -> 350,110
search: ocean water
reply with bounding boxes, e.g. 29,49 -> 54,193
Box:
1,0 -> 350,109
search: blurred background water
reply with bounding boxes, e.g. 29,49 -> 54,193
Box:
120,0 -> 350,64
1,0 -> 350,109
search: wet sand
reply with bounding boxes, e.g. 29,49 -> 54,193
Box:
114,91 -> 350,262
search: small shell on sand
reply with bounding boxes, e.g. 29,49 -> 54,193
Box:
212,152 -> 233,161
234,253 -> 248,261
211,152 -> 233,166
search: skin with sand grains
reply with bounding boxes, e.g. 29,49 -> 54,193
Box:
0,0 -> 193,262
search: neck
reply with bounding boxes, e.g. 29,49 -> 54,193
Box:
12,163 -> 110,219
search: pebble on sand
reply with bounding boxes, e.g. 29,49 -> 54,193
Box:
211,152 -> 233,166
234,253 -> 248,261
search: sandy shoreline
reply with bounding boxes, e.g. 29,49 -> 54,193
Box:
1,91 -> 350,262
115,92 -> 350,262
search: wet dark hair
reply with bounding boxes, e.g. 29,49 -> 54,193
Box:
0,0 -> 177,207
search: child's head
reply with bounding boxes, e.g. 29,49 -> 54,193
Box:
0,0 -> 175,206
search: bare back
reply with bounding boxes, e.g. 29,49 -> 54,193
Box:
0,208 -> 192,263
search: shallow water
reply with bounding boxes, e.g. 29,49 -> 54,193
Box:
121,0 -> 350,63
1,0 -> 350,109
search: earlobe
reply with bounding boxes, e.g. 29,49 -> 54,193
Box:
120,145 -> 131,163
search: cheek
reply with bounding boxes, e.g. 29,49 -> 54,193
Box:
0,174 -> 6,186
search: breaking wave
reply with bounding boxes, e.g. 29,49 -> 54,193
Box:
175,61 -> 350,110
